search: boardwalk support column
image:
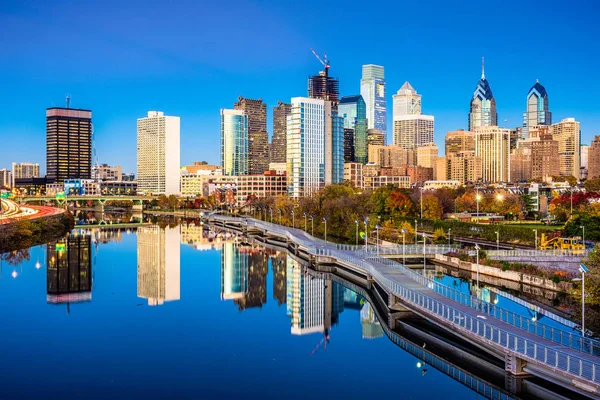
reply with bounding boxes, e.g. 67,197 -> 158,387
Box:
505,351 -> 528,375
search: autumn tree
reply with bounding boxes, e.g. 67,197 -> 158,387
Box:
456,191 -> 476,213
157,194 -> 169,209
386,190 -> 415,218
422,195 -> 443,220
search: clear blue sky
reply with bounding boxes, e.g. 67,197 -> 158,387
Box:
1,0 -> 599,174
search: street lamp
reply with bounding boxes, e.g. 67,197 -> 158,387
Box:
495,231 -> 499,251
364,219 -> 369,251
533,229 -> 538,250
376,224 -> 381,255
303,212 -> 307,231
420,187 -> 424,219
475,244 -> 481,290
355,219 -> 359,247
573,263 -> 589,337
423,233 -> 426,276
414,219 -> 418,245
448,228 -> 451,246
401,229 -> 406,265
269,207 -> 273,223
323,217 -> 328,242
291,209 -> 295,228
581,225 -> 585,249
475,191 -> 482,224
310,215 -> 314,236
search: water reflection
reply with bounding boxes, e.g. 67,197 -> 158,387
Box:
46,231 -> 92,307
137,225 -> 180,306
361,303 -> 384,339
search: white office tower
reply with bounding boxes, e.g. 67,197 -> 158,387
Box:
392,82 -> 434,149
137,225 -> 181,306
137,111 -> 180,195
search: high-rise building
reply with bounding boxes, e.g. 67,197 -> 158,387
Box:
46,107 -> 92,183
522,80 -> 552,140
392,81 -> 421,117
308,71 -> 339,102
416,142 -> 439,176
325,110 -> 345,185
551,118 -> 581,180
588,136 -> 600,179
509,146 -> 532,183
436,156 -> 447,181
220,109 -> 248,176
137,225 -> 181,306
0,169 -> 12,188
234,97 -> 268,174
344,128 -> 355,162
581,144 -> 590,180
360,65 -> 387,136
367,129 -> 386,150
468,59 -> 497,132
270,101 -> 291,163
531,135 -> 560,179
393,115 -> 434,150
11,162 -> 39,187
474,126 -> 510,183
91,164 -> 122,182
446,151 -> 482,184
368,145 -> 415,168
338,95 -> 368,163
344,162 -> 363,189
445,130 -> 475,155
137,111 -> 180,195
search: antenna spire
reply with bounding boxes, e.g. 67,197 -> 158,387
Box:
66,95 -> 71,109
481,57 -> 485,79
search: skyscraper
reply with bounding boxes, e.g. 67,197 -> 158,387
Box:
234,97 -> 268,174
393,81 -> 421,117
220,109 -> 248,176
0,169 -> 12,188
551,118 -> 581,180
392,82 -> 434,149
137,225 -> 180,306
468,59 -> 497,132
522,80 -> 552,140
11,162 -> 39,187
474,126 -> 510,183
270,101 -> 291,163
308,71 -> 339,102
531,135 -> 560,179
137,111 -> 180,195
46,107 -> 92,183
287,97 -> 343,198
416,142 -> 439,176
588,136 -> 600,179
338,95 -> 368,163
360,64 -> 387,136
445,130 -> 475,155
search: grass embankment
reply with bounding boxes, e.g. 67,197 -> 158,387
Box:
0,212 -> 75,254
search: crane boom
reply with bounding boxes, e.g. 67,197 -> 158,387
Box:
310,48 -> 330,70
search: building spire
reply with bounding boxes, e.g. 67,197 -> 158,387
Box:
481,57 -> 485,79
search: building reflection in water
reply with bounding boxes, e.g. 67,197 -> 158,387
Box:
137,225 -> 180,306
271,252 -> 287,306
360,303 -> 383,339
180,223 -> 228,251
221,241 -> 248,301
286,257 -> 344,336
46,231 -> 93,308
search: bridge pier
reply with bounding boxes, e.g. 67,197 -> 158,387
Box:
505,351 -> 529,376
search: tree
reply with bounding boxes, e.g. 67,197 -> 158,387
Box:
572,248 -> 600,306
157,194 -> 169,209
521,194 -> 536,218
585,177 -> 600,193
456,191 -> 476,213
422,195 -> 443,220
385,190 -> 415,218
167,195 -> 179,211
432,228 -> 447,243
398,221 -> 415,243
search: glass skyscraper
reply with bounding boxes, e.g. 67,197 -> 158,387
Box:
220,109 -> 248,176
360,64 -> 387,137
522,80 -> 551,140
338,95 -> 368,163
468,59 -> 497,131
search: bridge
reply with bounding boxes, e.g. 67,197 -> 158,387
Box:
17,195 -> 156,211
207,214 -> 600,398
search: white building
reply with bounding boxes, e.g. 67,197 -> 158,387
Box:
92,164 -> 123,182
11,162 -> 39,187
287,258 -> 324,335
475,126 -> 511,183
392,82 -> 434,150
137,111 -> 180,195
137,225 -> 180,306
0,169 -> 12,189
393,81 -> 421,117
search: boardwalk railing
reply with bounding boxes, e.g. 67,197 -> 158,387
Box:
318,247 -> 600,384
211,216 -> 600,384
358,250 -> 600,359
487,249 -> 589,258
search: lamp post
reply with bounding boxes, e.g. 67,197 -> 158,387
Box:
355,219 -> 359,247
303,212 -> 307,231
475,244 -> 480,291
420,187 -> 424,219
574,263 -> 589,337
475,190 -> 482,224
570,186 -> 573,216
414,219 -> 418,244
448,228 -> 451,246
533,229 -> 538,250
323,217 -> 328,242
423,233 -> 426,276
310,215 -> 314,236
364,219 -> 369,251
269,207 -> 273,223
401,229 -> 406,265
495,231 -> 499,251
581,225 -> 585,249
376,224 -> 380,255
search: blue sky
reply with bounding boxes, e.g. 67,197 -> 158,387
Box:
1,0 -> 599,174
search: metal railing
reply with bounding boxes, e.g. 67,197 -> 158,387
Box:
487,249 -> 590,258
210,215 -> 600,383
357,249 -> 600,358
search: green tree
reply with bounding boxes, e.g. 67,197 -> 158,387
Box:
157,194 -> 169,209
422,195 -> 443,220
585,177 -> 600,193
167,195 -> 179,210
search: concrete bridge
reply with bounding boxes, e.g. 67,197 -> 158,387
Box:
18,195 -> 155,211
207,214 -> 600,398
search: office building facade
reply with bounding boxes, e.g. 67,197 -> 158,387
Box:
360,64 -> 387,136
523,80 -> 551,140
234,97 -> 269,174
271,101 -> 291,163
137,111 -> 180,195
46,107 -> 92,183
588,136 -> 600,180
468,60 -> 497,131
551,118 -> 581,180
11,162 -> 40,187
474,126 -> 510,183
220,109 -> 248,176
338,95 -> 368,163
392,81 -> 421,117
393,115 -> 434,150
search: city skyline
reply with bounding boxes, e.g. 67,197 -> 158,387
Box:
1,1 -> 599,173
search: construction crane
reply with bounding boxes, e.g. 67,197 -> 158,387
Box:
310,48 -> 330,77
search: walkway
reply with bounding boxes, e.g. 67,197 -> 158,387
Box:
209,214 -> 600,396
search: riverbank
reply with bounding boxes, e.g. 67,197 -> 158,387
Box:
0,210 -> 74,254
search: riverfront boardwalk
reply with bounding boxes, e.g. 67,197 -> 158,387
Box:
208,214 -> 600,398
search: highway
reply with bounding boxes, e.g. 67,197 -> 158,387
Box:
0,198 -> 65,224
